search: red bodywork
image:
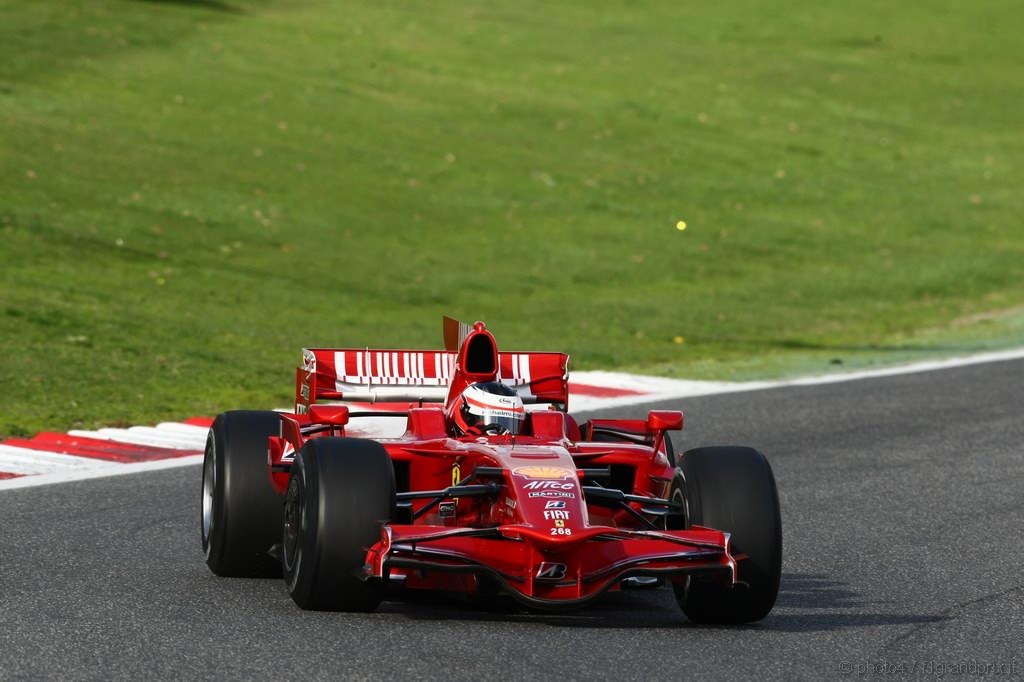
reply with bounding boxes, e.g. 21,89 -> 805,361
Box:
266,321 -> 737,608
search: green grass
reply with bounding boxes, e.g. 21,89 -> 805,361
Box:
2,0 -> 1023,437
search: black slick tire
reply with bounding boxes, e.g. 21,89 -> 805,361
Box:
283,437 -> 396,611
201,410 -> 284,577
672,446 -> 782,624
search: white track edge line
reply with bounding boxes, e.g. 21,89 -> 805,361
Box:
568,347 -> 1024,409
0,455 -> 205,490
3,346 -> 1023,491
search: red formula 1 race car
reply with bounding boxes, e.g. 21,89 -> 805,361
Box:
201,318 -> 781,623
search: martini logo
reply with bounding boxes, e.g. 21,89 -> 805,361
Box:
513,466 -> 573,480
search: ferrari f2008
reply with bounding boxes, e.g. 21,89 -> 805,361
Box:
201,318 -> 781,623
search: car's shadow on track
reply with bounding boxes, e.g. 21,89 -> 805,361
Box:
765,573 -> 949,633
373,572 -> 948,633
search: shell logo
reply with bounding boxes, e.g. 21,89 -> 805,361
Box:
512,466 -> 574,480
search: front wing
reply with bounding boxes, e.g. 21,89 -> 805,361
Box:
364,524 -> 736,608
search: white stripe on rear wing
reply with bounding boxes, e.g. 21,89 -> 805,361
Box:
299,348 -> 569,406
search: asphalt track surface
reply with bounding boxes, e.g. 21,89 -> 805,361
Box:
1,359 -> 1022,680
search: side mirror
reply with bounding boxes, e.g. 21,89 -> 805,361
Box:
308,404 -> 350,426
647,410 -> 683,432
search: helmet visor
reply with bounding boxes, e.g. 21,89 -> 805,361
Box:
474,409 -> 524,435
463,394 -> 525,435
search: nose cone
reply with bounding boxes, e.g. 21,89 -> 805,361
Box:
508,465 -> 589,538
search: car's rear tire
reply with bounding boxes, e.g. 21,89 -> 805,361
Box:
201,410 -> 283,577
283,437 -> 396,611
672,446 -> 782,624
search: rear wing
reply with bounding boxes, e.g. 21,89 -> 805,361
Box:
296,348 -> 569,413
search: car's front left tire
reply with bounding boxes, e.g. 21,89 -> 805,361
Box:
671,445 -> 782,624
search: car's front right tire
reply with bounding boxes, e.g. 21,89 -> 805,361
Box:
283,437 -> 395,611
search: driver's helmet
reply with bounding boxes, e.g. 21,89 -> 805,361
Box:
453,381 -> 526,435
